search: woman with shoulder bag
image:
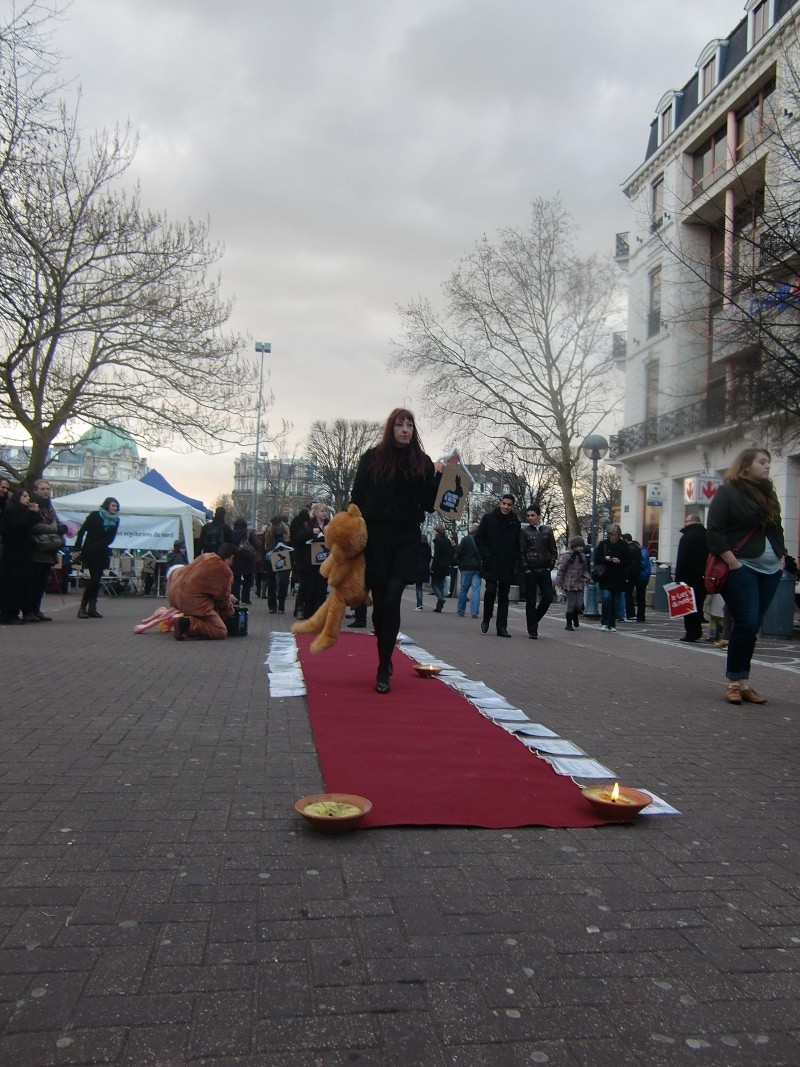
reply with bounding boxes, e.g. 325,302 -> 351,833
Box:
706,448 -> 786,705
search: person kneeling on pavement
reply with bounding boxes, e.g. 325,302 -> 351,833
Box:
168,543 -> 237,640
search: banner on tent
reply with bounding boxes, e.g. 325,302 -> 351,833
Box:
60,512 -> 180,550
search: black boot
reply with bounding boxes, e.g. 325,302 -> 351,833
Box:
433,598 -> 445,613
573,612 -> 579,628
86,600 -> 103,619
77,597 -> 89,619
565,613 -> 574,631
375,665 -> 391,694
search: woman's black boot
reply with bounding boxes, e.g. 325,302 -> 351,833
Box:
77,597 -> 89,619
87,600 -> 103,619
375,665 -> 391,694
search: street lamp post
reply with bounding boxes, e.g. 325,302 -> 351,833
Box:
252,341 -> 272,528
581,433 -> 609,618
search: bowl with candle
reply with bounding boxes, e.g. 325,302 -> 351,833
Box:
413,663 -> 442,678
582,782 -> 651,821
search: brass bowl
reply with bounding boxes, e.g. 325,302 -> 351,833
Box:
294,793 -> 372,833
413,664 -> 443,678
582,785 -> 651,822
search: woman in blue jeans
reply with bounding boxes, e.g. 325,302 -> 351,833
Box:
707,448 -> 786,705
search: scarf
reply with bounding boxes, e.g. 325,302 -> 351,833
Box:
732,477 -> 781,529
98,506 -> 120,532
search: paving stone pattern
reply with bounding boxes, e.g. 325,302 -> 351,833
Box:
0,591 -> 798,1065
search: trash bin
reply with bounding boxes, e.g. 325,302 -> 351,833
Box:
653,564 -> 672,612
760,570 -> 796,638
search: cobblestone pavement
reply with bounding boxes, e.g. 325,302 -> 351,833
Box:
0,589 -> 797,1066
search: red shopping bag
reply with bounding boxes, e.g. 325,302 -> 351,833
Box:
664,582 -> 697,618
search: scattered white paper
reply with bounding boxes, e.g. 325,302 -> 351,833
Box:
477,707 -> 530,722
520,738 -> 586,756
505,723 -> 559,738
637,791 -> 682,816
543,756 -> 617,778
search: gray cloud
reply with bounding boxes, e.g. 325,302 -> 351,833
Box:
51,0 -> 741,503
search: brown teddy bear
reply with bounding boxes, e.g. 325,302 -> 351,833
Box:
291,503 -> 371,652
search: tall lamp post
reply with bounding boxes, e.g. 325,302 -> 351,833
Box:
581,433 -> 609,618
252,341 -> 272,528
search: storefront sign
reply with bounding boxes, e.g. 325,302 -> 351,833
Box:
684,477 -> 722,504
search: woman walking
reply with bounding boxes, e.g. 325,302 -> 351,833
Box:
707,448 -> 785,705
73,497 -> 120,619
555,536 -> 590,632
351,408 -> 441,694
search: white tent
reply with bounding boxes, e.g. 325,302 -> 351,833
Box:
54,479 -> 205,560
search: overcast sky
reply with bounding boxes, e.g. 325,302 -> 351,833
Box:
50,0 -> 743,507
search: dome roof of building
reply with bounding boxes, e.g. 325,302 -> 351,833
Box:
76,427 -> 139,457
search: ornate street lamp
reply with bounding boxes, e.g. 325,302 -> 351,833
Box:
252,341 -> 272,527
581,433 -> 609,618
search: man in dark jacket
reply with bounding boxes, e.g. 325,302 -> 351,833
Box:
199,507 -> 233,555
430,525 -> 453,613
29,479 -> 67,622
519,503 -> 558,639
475,494 -> 521,637
674,514 -> 708,642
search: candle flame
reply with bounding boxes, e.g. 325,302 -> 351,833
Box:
611,781 -> 620,802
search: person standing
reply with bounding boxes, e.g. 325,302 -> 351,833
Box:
674,514 -> 708,643
555,536 -> 590,631
351,408 -> 442,694
414,532 -> 432,610
707,447 -> 786,705
290,501 -> 315,618
430,524 -> 453,613
455,523 -> 482,619
0,476 -> 11,565
28,478 -> 67,621
595,524 -> 629,632
73,497 -> 120,619
475,494 -> 521,638
230,517 -> 259,605
519,503 -> 558,639
262,514 -> 291,612
632,540 -> 651,623
447,534 -> 459,598
0,488 -> 41,624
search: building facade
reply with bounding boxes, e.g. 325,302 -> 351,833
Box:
0,427 -> 147,496
613,0 -> 799,563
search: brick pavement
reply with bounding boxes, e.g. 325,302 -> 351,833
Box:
0,588 -> 797,1065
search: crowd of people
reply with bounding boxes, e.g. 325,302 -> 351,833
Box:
1,441 -> 793,704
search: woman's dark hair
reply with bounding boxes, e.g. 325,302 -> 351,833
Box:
370,407 -> 427,484
101,497 -> 120,511
218,543 -> 237,561
725,448 -> 780,525
233,516 -> 248,528
8,487 -> 30,509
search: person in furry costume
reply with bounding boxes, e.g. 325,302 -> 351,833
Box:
291,504 -> 371,652
167,544 -> 237,640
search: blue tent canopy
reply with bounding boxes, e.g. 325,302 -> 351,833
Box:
139,469 -> 213,519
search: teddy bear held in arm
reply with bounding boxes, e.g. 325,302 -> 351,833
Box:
291,504 -> 371,652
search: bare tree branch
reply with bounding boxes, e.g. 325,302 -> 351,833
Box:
392,197 -> 622,535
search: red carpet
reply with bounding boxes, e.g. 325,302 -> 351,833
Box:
296,633 -> 614,828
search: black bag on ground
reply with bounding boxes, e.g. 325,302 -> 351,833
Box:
225,606 -> 248,636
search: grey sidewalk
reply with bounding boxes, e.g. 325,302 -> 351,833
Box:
0,590 -> 797,1066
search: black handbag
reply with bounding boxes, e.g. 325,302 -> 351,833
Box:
590,563 -> 607,582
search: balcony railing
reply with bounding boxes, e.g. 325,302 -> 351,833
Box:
614,232 -> 630,263
610,377 -> 774,459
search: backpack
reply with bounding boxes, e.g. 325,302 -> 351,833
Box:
638,547 -> 652,582
203,523 -> 225,553
237,537 -> 255,561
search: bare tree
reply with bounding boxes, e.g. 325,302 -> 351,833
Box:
0,4 -> 253,483
393,197 -> 622,537
305,418 -> 382,512
485,440 -> 567,535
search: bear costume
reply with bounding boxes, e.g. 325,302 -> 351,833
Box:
167,552 -> 235,639
291,503 -> 371,652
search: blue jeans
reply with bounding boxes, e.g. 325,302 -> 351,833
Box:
457,570 -> 481,616
600,587 -> 617,628
430,575 -> 447,601
722,566 -> 781,680
415,582 -> 425,608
